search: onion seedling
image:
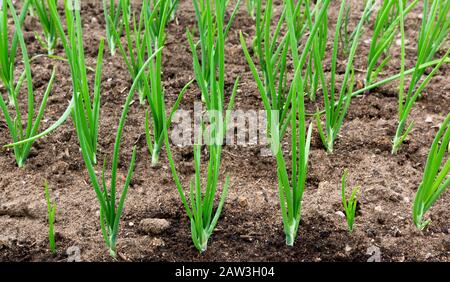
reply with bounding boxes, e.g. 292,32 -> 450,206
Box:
272,96 -> 313,246
265,0 -> 330,246
338,3 -> 352,58
0,0 -> 29,106
47,0 -> 105,165
246,0 -> 255,20
315,0 -> 373,153
168,0 -> 179,21
392,0 -> 450,154
242,0 -> 290,128
341,170 -> 359,233
365,0 -> 419,87
239,0 -> 327,244
112,0 -> 189,164
270,0 -> 329,246
241,0 -> 330,141
164,64 -> 236,251
338,0 -> 373,58
114,0 -> 150,105
187,0 -> 240,118
305,0 -> 328,101
74,48 -> 161,258
32,0 -> 58,55
102,0 -> 128,56
192,0 -> 241,88
44,180 -> 56,253
143,0 -> 189,165
165,123 -> 231,252
164,0 -> 239,252
413,113 -> 450,230
114,0 -> 178,106
0,0 -> 58,167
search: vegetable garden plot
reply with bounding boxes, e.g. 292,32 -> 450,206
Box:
0,0 -> 449,262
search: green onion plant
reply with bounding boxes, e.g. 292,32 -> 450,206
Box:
246,0 -> 255,20
102,0 -> 128,56
241,0 -> 328,246
44,180 -> 56,253
111,0 -> 146,104
48,0 -> 105,165
241,0 -> 329,141
192,0 -> 241,90
413,113 -> 450,230
240,0 -> 328,245
305,0 -> 327,101
165,123 -> 231,252
32,0 -> 58,55
365,0 -> 419,87
272,90 -> 313,246
270,0 -> 330,246
163,0 -> 239,252
0,0 -> 57,167
341,170 -> 359,233
74,49 -> 161,258
339,1 -> 373,58
188,0 -> 240,120
0,0 -> 29,106
241,0 -> 291,132
338,2 -> 352,57
315,0 -> 373,153
114,0 -> 179,106
392,0 -> 450,154
113,0 -> 190,165
143,0 -> 190,165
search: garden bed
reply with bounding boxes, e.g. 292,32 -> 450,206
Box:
0,0 -> 449,262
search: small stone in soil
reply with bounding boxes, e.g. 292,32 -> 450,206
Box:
345,245 -> 352,253
139,218 -> 171,235
149,238 -> 165,247
237,196 -> 248,208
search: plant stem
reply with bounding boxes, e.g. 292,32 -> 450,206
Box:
285,220 -> 296,246
151,144 -> 161,166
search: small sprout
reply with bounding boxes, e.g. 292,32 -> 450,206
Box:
44,180 -> 56,253
341,170 -> 359,233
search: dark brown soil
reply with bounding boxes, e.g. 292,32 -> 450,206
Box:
1,0 -> 449,262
